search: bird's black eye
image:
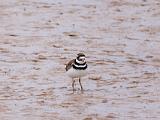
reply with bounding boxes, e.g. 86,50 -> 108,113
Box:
79,56 -> 85,61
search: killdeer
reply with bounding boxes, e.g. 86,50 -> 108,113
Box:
65,53 -> 88,92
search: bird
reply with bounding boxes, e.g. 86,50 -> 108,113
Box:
65,53 -> 88,92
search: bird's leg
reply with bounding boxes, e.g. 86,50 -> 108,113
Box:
72,78 -> 75,92
79,78 -> 83,91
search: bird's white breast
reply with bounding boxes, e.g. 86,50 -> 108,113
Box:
66,67 -> 87,78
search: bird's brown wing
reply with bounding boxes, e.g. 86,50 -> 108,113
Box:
65,59 -> 75,71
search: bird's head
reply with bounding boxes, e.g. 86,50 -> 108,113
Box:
77,53 -> 86,63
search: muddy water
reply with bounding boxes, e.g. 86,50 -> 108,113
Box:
0,0 -> 160,120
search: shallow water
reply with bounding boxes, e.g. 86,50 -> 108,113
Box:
0,0 -> 160,120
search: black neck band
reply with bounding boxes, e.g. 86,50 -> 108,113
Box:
73,64 -> 87,70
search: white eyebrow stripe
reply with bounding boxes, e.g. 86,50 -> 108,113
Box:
76,59 -> 85,64
79,56 -> 85,59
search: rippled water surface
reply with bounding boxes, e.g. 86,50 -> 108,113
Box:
0,0 -> 160,120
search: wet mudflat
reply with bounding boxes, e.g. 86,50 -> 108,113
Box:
0,0 -> 160,120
